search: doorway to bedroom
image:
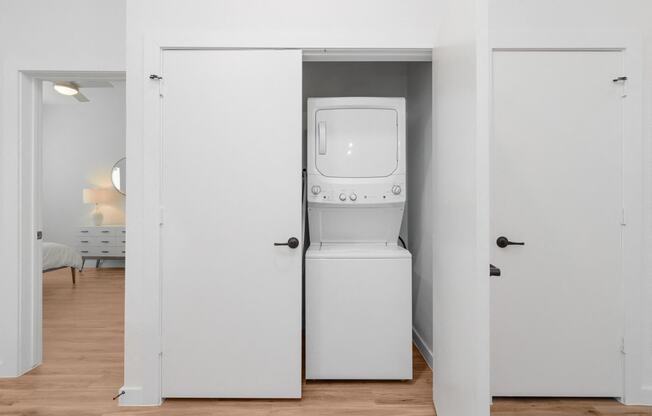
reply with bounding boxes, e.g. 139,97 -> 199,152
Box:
37,73 -> 126,390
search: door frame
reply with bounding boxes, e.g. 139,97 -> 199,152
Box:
0,69 -> 125,377
123,42 -> 439,406
489,31 -> 647,405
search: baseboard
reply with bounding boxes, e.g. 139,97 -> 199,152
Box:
118,386 -> 161,406
412,327 -> 433,369
117,332 -> 432,406
621,386 -> 652,406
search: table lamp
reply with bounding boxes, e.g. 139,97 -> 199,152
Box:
83,188 -> 109,226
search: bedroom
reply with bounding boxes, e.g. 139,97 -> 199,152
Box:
39,76 -> 126,368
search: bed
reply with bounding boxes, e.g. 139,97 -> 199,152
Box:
43,242 -> 83,284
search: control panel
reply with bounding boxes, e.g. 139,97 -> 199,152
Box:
308,178 -> 405,205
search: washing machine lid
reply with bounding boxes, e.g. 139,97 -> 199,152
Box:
314,107 -> 398,178
306,244 -> 411,259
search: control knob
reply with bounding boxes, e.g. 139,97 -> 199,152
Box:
339,193 -> 347,201
311,185 -> 321,195
391,185 -> 402,195
349,193 -> 357,201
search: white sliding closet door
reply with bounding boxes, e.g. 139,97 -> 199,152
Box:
160,49 -> 303,398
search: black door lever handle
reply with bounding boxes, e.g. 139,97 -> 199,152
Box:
274,237 -> 299,249
496,236 -> 525,248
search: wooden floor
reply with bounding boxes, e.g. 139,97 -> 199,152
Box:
0,268 -> 649,415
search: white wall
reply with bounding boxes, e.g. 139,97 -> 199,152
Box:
432,0 -> 490,414
0,0 -> 645,412
126,0 -> 441,405
489,0 -> 652,404
407,62 -> 434,368
41,81 -> 126,266
0,0 -> 125,377
0,1 -> 125,67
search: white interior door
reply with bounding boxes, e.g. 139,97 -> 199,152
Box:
491,50 -> 625,396
160,49 -> 302,398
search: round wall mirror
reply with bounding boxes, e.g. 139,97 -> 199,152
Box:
111,157 -> 127,195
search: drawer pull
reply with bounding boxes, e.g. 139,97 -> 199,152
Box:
80,230 -> 89,233
80,240 -> 89,243
101,250 -> 109,254
81,250 -> 89,254
101,240 -> 110,243
101,230 -> 110,234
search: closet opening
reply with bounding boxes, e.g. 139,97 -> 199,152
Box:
301,61 -> 433,397
152,49 -> 436,407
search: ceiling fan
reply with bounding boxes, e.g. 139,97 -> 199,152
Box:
52,80 -> 114,102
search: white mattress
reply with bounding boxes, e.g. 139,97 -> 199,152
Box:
43,242 -> 82,271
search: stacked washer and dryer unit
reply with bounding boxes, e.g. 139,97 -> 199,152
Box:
305,97 -> 413,380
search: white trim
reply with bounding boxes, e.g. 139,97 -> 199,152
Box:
302,48 -> 432,62
1,70 -> 46,377
129,41 -> 438,406
18,72 -> 40,375
491,30 -> 642,51
147,34 -> 436,52
413,328 -> 433,369
0,66 -> 126,379
489,31 -> 648,406
22,70 -> 125,81
148,46 -> 432,62
127,38 -> 166,405
118,386 -> 159,406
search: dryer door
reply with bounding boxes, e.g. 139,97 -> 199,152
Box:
315,108 -> 398,178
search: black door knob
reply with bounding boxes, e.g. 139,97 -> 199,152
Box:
274,237 -> 300,249
496,236 -> 525,248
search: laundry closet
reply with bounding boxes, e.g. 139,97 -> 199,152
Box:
158,51 -> 434,398
302,62 -> 433,380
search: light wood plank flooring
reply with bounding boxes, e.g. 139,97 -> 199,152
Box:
0,268 -> 649,415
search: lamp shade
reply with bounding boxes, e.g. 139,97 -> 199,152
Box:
83,188 -> 110,204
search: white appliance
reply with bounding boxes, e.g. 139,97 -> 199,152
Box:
305,97 -> 412,380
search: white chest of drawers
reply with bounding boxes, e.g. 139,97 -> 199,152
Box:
76,225 -> 126,269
